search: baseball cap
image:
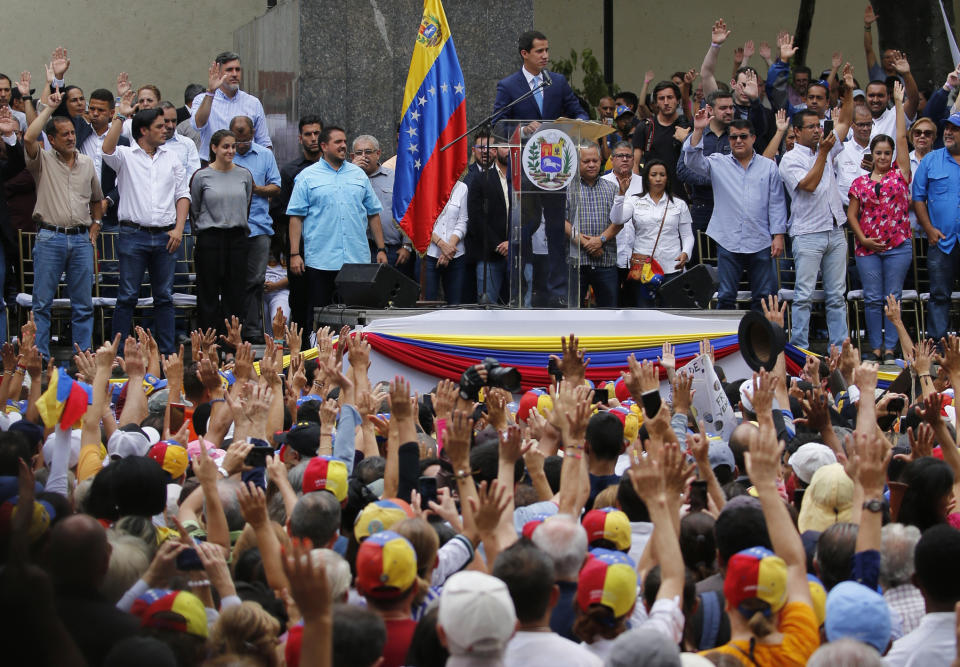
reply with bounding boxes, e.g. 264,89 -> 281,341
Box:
582,507 -> 632,552
723,546 -> 788,617
807,574 -> 827,625
283,422 -> 323,458
438,571 -> 517,656
516,388 -> 552,422
147,441 -> 189,479
107,426 -> 151,460
825,581 -> 891,652
42,429 -> 82,468
609,407 -> 640,442
789,443 -> 837,485
355,530 -> 417,599
797,463 -> 853,533
947,112 -> 960,128
301,456 -> 349,503
0,496 -> 54,542
576,548 -> 638,618
354,498 -> 415,541
186,438 -> 225,463
615,104 -> 635,119
708,440 -> 735,470
853,88 -> 866,99
131,588 -> 209,638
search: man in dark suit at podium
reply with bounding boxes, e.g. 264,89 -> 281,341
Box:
493,30 -> 588,307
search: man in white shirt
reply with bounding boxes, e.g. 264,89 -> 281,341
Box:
160,102 -> 200,179
866,54 -> 918,149
495,540 -> 602,667
602,141 -> 643,306
884,525 -> 960,666
102,95 -> 190,355
779,103 -> 852,350
834,106 -> 874,205
191,51 -> 271,152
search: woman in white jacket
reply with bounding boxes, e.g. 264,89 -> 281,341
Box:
622,159 -> 694,307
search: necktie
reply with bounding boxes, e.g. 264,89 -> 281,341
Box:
533,76 -> 543,114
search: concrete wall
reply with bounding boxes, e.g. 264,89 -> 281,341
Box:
536,0 -> 940,104
0,0 -> 265,108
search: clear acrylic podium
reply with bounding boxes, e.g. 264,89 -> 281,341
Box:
485,118 -> 616,308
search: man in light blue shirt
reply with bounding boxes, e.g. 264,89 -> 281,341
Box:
191,51 -> 271,154
286,125 -> 388,318
683,112 -> 787,312
914,113 -> 960,341
231,116 -> 281,343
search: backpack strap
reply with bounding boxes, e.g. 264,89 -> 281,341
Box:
698,590 -> 723,650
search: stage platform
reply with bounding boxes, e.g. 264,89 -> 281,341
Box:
333,307 -> 756,392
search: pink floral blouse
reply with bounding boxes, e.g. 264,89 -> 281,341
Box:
848,164 -> 911,257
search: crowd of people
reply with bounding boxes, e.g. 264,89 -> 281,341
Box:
3,296 -> 960,666
0,7 -> 958,362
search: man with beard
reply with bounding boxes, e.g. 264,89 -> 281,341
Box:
160,101 -> 200,178
676,89 -> 733,261
276,115 -> 322,328
467,141 -> 512,305
286,126 -> 387,315
865,54 -> 919,150
631,81 -> 691,192
190,51 -> 271,152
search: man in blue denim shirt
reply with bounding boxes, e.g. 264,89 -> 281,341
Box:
914,113 -> 960,341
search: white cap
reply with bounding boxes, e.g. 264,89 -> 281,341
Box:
789,443 -> 838,484
106,429 -> 151,459
438,571 -> 516,656
42,429 -> 83,468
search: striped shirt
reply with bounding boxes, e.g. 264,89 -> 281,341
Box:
190,88 -> 272,150
566,176 -> 626,267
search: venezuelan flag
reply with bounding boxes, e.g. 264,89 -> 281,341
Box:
392,0 -> 468,254
37,367 -> 93,429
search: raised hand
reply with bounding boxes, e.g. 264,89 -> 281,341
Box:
549,333 -> 590,383
628,442 -> 665,503
285,322 -> 303,357
644,69 -> 655,85
743,40 -> 755,59
221,315 -> 243,350
893,79 -> 905,105
778,32 -> 797,60
898,423 -> 935,463
499,424 -> 532,465
741,69 -> 760,100
16,71 -> 31,98
116,72 -> 131,97
759,40 -> 772,61
892,51 -> 911,75
884,297 -> 902,326
711,19 -> 731,45
864,4 -> 878,25
124,336 -> 145,377
236,480 -> 269,528
733,47 -> 745,67
761,294 -> 786,328
851,431 -> 891,496
672,373 -> 695,415
467,480 -> 512,539
831,51 -> 843,70
684,68 -> 698,85
443,409 -> 474,468
658,342 -> 676,371
47,87 -> 63,109
0,108 -> 17,136
745,418 -> 783,486
775,108 -> 789,132
750,369 -> 779,419
208,61 -> 226,93
854,360 -> 879,393
693,107 -> 711,130
49,47 -> 70,79
117,90 -> 136,117
281,537 -> 333,622
915,393 -> 944,427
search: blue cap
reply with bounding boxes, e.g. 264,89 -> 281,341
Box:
708,440 -> 735,470
825,581 -> 891,652
947,112 -> 960,127
615,104 -> 634,119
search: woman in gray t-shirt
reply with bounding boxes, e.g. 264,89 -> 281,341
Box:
190,129 -> 253,335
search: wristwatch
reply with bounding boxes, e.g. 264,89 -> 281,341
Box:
599,234 -> 608,245
377,247 -> 387,254
862,498 -> 884,513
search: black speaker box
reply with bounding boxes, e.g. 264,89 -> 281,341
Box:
658,264 -> 718,309
334,263 -> 420,308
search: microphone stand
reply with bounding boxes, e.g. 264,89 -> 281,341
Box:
440,75 -> 551,152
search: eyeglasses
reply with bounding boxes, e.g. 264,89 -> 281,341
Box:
355,149 -> 378,155
612,153 -> 632,159
913,130 -> 935,137
729,134 -> 751,141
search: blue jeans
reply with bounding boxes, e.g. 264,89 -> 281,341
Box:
476,259 -> 506,304
855,241 -> 913,351
927,243 -> 960,341
716,245 -> 776,311
112,227 -> 176,354
424,255 -> 465,305
32,229 -> 93,358
580,265 -> 618,307
790,228 -> 848,349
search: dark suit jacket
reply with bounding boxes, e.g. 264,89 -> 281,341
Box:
493,69 -> 588,122
466,165 -> 512,262
0,140 -> 26,254
101,135 -> 129,226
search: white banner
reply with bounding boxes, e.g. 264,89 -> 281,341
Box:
677,353 -> 737,441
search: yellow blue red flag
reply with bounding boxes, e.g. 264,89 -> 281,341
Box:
37,367 -> 92,429
392,0 -> 468,254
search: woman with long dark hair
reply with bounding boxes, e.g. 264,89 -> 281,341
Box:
622,158 -> 693,307
189,129 -> 253,334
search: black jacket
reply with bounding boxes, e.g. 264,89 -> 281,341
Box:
466,164 -> 511,262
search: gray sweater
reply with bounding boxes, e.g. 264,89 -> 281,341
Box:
189,166 -> 253,231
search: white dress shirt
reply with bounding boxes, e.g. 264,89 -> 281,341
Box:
834,137 -> 871,205
602,172 -> 643,268
102,143 -> 190,226
779,136 -> 845,236
624,192 -> 694,272
427,180 -> 468,259
884,611 -> 955,667
871,105 -> 913,150
505,631 -> 602,667
163,132 -> 201,180
81,127 -> 108,180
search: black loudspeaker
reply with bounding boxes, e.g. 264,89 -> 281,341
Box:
658,264 -> 718,309
334,263 -> 420,308
738,310 -> 787,372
